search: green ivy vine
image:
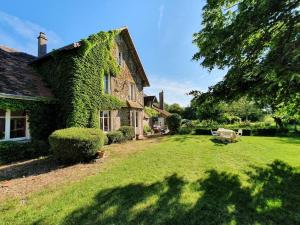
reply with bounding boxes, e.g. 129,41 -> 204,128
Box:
33,30 -> 124,129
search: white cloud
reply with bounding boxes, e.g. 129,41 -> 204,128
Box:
0,11 -> 62,55
145,75 -> 205,107
158,4 -> 165,31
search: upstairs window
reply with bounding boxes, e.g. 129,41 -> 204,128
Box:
104,74 -> 111,94
118,51 -> 123,67
128,83 -> 136,101
100,111 -> 111,132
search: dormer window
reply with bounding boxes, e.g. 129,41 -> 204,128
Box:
104,74 -> 111,94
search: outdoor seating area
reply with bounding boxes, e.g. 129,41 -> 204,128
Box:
211,128 -> 242,142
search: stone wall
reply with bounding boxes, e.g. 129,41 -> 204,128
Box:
109,34 -> 145,136
111,35 -> 144,106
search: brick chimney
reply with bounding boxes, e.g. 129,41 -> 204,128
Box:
159,90 -> 164,110
37,32 -> 47,57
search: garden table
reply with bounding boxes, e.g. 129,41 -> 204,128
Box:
217,128 -> 237,142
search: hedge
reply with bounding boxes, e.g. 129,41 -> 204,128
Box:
49,128 -> 105,163
194,127 -> 289,137
106,131 -> 125,144
166,114 -> 182,134
0,141 -> 49,164
178,126 -> 193,135
119,126 -> 135,140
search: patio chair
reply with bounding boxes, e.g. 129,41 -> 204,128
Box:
236,129 -> 243,137
211,129 -> 219,136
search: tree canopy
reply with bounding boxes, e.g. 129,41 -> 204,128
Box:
193,0 -> 300,109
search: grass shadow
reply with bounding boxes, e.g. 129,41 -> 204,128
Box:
276,136 -> 300,145
62,160 -> 300,225
0,157 -> 69,181
210,137 -> 229,146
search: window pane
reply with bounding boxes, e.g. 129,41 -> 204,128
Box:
0,109 -> 5,117
104,118 -> 109,131
10,118 -> 26,138
11,110 -> 26,117
0,118 -> 5,139
103,111 -> 109,117
104,75 -> 109,94
100,118 -> 103,130
135,112 -> 139,128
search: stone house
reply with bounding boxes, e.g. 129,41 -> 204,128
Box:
0,27 -> 150,141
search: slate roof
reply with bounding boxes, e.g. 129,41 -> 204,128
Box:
144,96 -> 158,105
126,100 -> 143,109
0,45 -> 53,99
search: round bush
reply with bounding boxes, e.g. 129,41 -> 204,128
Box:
166,114 -> 182,134
119,126 -> 135,140
107,131 -> 125,144
178,126 -> 192,135
49,128 -> 105,163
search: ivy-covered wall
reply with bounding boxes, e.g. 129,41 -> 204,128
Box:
33,30 -> 124,129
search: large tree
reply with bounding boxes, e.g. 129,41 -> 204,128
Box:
193,0 -> 300,109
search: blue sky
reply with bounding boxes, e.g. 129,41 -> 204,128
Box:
0,0 -> 224,106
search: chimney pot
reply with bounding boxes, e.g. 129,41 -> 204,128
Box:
37,32 -> 47,57
159,90 -> 164,110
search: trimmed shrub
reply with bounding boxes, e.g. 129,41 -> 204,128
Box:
0,141 -> 49,164
143,125 -> 151,134
166,113 -> 182,134
49,128 -> 105,163
107,131 -> 125,144
194,128 -> 212,135
104,134 -> 109,145
193,127 -> 289,137
119,126 -> 135,140
178,126 -> 192,135
252,128 -> 289,136
239,128 -> 252,136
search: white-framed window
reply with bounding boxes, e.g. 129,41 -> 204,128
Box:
0,109 -> 5,140
130,110 -> 139,128
100,111 -> 111,132
0,109 -> 30,141
104,74 -> 111,94
128,83 -> 136,101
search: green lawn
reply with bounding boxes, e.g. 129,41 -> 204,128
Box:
1,135 -> 300,225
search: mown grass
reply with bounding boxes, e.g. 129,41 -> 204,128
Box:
0,135 -> 300,225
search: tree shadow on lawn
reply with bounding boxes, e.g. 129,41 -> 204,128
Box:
0,157 -> 68,181
62,160 -> 300,225
167,135 -> 206,144
210,138 -> 230,146
275,136 -> 300,145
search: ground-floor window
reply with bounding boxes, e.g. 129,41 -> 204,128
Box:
0,109 -> 29,141
0,110 -> 5,140
130,110 -> 138,128
100,111 -> 111,132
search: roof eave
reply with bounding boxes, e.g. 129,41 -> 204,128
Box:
119,28 -> 150,87
0,93 -> 55,102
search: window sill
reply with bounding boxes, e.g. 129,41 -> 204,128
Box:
0,137 -> 30,142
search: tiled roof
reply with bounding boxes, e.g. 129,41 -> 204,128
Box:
153,106 -> 172,118
126,100 -> 143,109
0,46 -> 53,99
